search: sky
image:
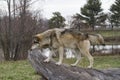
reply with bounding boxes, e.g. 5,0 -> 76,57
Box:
42,0 -> 115,19
0,0 -> 116,19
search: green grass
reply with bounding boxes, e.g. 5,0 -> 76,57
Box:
0,60 -> 40,80
0,55 -> 120,80
83,30 -> 120,37
63,55 -> 120,69
97,30 -> 120,37
87,30 -> 120,37
94,55 -> 120,69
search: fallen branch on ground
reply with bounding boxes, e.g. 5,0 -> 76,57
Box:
28,49 -> 120,80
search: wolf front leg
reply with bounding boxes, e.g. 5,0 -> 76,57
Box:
55,46 -> 64,65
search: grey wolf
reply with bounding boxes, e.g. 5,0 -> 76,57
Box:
31,28 -> 105,68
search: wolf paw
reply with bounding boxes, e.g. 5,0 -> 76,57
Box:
71,64 -> 77,67
44,58 -> 50,63
55,62 -> 62,65
87,65 -> 92,68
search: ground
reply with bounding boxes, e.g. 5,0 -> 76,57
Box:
0,55 -> 120,80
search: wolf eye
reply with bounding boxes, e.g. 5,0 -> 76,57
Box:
33,37 -> 40,43
33,40 -> 38,43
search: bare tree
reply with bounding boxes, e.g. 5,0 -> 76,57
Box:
0,0 -> 47,60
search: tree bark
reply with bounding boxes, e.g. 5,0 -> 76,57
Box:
28,49 -> 120,80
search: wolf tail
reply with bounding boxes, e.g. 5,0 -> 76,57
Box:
88,34 -> 105,46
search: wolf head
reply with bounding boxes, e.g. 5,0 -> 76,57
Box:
30,34 -> 50,51
30,29 -> 58,50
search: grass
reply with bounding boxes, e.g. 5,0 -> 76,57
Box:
87,30 -> 120,37
94,55 -> 120,69
64,55 -> 120,69
0,55 -> 120,80
97,30 -> 120,37
0,60 -> 40,80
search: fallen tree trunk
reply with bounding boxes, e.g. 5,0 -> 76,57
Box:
28,49 -> 120,80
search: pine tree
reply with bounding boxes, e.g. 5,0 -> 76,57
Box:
48,12 -> 66,28
110,0 -> 120,27
73,0 -> 107,30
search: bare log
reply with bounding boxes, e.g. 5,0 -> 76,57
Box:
28,49 -> 120,80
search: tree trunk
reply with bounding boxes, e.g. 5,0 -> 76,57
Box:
28,49 -> 120,80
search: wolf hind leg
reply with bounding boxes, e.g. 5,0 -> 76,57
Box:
81,49 -> 94,68
78,40 -> 93,68
71,49 -> 81,66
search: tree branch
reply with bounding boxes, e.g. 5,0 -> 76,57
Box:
28,49 -> 120,80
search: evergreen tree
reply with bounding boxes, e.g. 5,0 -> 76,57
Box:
72,13 -> 85,31
48,12 -> 66,28
110,0 -> 120,27
73,0 -> 107,30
